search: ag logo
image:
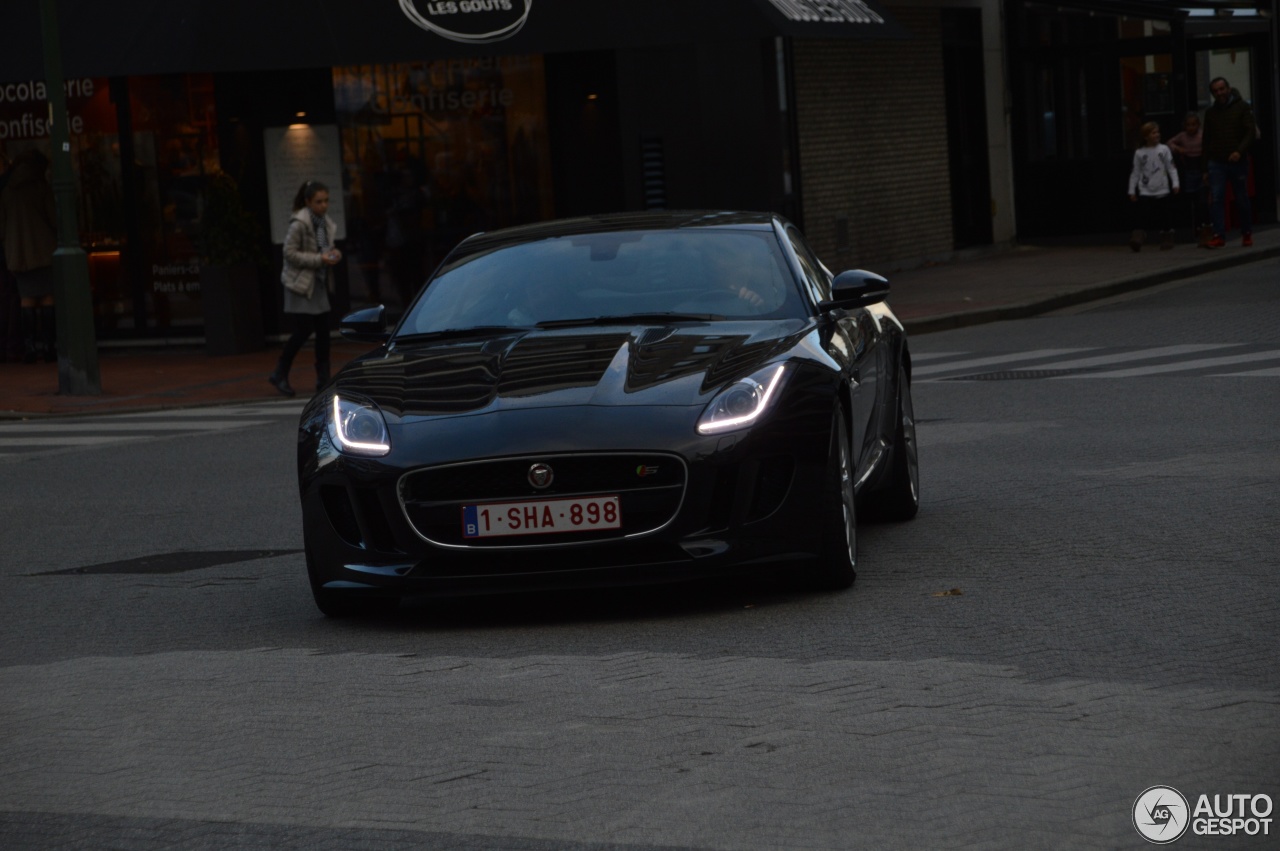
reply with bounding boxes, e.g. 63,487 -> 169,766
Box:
398,0 -> 532,43
1133,786 -> 1190,844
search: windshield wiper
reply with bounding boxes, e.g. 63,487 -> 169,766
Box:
394,325 -> 528,342
536,313 -> 722,329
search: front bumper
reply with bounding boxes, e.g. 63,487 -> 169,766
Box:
299,404 -> 832,597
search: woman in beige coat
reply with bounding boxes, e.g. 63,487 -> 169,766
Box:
269,180 -> 341,396
0,150 -> 57,362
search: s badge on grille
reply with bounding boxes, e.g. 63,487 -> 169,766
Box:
527,463 -> 554,489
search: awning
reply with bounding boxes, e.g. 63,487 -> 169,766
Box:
2,0 -> 904,81
1022,0 -> 1188,20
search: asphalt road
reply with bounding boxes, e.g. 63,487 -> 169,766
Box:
1,257 -> 1277,850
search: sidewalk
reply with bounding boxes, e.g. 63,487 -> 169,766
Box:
886,225 -> 1279,332
2,228 -> 1276,418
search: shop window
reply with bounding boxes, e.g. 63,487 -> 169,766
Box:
1194,47 -> 1253,111
0,77 -> 125,325
1117,18 -> 1171,40
1027,8 -> 1110,48
1119,54 -> 1174,148
124,73 -> 219,332
1024,58 -> 1092,162
332,57 -> 554,311
0,75 -> 220,335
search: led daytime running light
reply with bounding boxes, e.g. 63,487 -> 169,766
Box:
331,395 -> 391,455
698,364 -> 786,434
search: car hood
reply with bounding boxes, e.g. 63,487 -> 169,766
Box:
332,320 -> 811,420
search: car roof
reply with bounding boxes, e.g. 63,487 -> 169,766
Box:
452,211 -> 784,258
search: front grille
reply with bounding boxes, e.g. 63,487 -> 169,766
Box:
398,453 -> 687,548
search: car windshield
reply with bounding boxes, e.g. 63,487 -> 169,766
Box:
395,228 -> 805,338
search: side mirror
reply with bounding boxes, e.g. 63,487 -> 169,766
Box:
821,270 -> 890,310
339,305 -> 390,343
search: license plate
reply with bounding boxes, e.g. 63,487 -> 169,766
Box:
462,495 -> 622,538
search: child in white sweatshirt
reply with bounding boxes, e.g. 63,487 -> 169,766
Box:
1128,121 -> 1181,251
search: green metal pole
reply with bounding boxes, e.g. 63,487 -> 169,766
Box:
38,0 -> 100,395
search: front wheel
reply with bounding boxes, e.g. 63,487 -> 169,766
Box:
804,408 -> 857,591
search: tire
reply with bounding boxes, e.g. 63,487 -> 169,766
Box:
804,407 -> 857,591
307,548 -> 399,618
868,360 -> 919,522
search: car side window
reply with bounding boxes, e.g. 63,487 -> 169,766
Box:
786,227 -> 832,304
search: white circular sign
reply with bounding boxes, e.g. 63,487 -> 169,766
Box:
1133,786 -> 1190,844
398,0 -> 532,43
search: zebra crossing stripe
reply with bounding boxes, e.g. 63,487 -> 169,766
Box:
0,404 -> 300,456
1055,350 -> 1280,378
109,403 -> 304,419
908,351 -> 967,363
1213,366 -> 1280,377
0,436 -> 136,447
0,421 -> 271,433
1025,344 -> 1241,371
913,348 -> 1096,377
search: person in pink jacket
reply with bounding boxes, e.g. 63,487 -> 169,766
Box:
1166,112 -> 1210,246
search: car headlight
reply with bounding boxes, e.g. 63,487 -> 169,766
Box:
697,364 -> 788,435
328,395 -> 391,456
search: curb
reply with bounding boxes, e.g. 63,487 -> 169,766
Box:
902,245 -> 1280,335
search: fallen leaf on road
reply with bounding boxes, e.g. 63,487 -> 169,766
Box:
931,588 -> 964,597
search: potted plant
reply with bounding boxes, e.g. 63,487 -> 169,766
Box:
199,170 -> 267,355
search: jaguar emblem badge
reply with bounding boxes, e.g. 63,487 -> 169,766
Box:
527,462 -> 554,489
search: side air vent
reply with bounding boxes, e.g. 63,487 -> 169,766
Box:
746,456 -> 795,523
321,484 -> 403,553
321,484 -> 362,548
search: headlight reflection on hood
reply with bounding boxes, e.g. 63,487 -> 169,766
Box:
328,395 -> 391,456
697,364 -> 788,435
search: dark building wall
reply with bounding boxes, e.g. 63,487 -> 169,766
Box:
546,52 -> 625,217
614,40 -> 784,214
791,9 -> 953,269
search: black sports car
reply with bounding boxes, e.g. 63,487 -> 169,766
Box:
297,211 -> 918,616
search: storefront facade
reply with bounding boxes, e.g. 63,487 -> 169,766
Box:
1005,0 -> 1276,238
2,0 -> 1017,345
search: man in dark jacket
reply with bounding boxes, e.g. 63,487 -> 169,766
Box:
1201,76 -> 1256,248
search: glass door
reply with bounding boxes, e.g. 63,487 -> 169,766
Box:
1193,45 -> 1254,112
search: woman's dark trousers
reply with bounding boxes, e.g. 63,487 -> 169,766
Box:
270,312 -> 331,395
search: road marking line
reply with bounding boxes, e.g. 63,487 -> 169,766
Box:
913,348 -> 1096,377
0,436 -> 142,447
0,421 -> 271,433
111,404 -> 303,419
908,351 -> 966,362
1027,344 -> 1243,371
1055,350 -> 1280,378
1210,366 -> 1280,377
